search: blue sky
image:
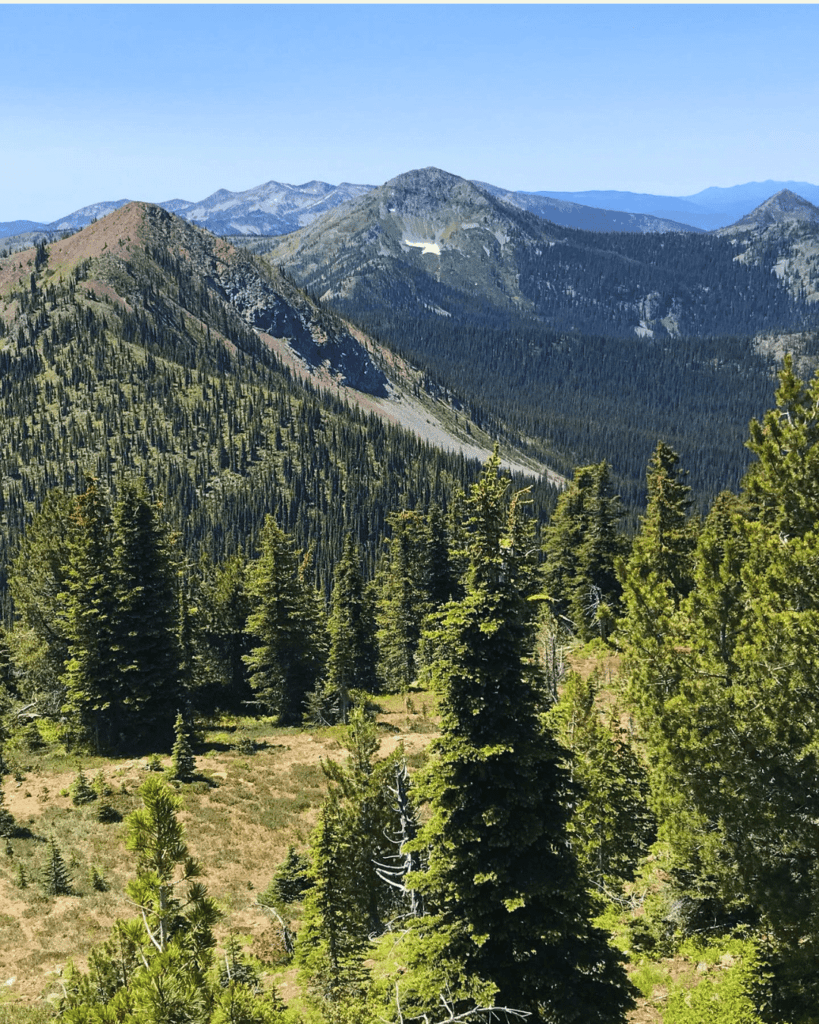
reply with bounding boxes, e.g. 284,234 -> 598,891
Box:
3,4 -> 819,222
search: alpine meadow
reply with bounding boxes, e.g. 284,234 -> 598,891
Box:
4,162 -> 819,1024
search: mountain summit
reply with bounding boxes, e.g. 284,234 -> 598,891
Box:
263,166 -> 558,310
718,189 -> 819,235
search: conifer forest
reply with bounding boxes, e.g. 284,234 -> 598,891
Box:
2,206 -> 819,1024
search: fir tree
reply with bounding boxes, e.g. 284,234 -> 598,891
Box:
243,517 -> 327,724
621,366 -> 819,1020
403,451 -> 633,1023
318,535 -> 378,724
42,837 -> 72,896
375,512 -> 428,693
109,483 -> 183,750
60,480 -> 119,751
321,707 -> 402,935
259,846 -> 311,908
547,670 -> 655,892
542,461 -> 626,640
8,489 -> 77,713
296,791 -> 369,1015
171,711 -> 196,783
70,766 -> 96,806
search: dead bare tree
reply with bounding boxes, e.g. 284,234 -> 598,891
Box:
374,758 -> 424,923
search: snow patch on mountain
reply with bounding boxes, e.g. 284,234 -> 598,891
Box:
404,239 -> 441,256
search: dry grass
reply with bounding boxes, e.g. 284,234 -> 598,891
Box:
0,693 -> 439,1014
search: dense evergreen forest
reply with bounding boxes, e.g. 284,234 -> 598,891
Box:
0,218 -> 557,618
4,362 -> 819,1023
253,189 -> 819,510
4,210 -> 819,1023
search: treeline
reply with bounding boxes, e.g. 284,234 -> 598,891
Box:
3,474 -> 474,749
0,244 -> 557,618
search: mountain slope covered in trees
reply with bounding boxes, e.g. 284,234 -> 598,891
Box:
0,203 -> 556,613
255,169 -> 819,508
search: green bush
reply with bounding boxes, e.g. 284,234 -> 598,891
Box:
70,767 -> 96,806
665,936 -> 763,1024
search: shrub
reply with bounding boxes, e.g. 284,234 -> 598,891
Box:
70,767 -> 96,806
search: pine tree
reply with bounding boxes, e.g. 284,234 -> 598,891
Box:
58,776 -> 275,1024
623,441 -> 694,612
296,791 -> 369,1016
375,519 -> 419,693
620,366 -> 819,1020
321,707 -> 401,935
542,461 -> 626,640
42,837 -> 72,896
171,711 -> 196,783
244,517 -> 327,724
8,489 -> 77,713
318,535 -> 378,724
70,766 -> 96,806
259,846 -> 311,908
109,483 -> 183,750
547,670 -> 655,893
619,442 -> 695,754
198,552 -> 253,711
60,480 -> 120,751
403,451 -> 633,1023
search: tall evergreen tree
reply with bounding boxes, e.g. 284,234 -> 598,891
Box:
542,461 -> 626,640
109,483 -> 183,750
403,451 -> 633,1024
296,790 -> 369,1017
375,516 -> 421,694
8,489 -> 77,712
318,535 -> 378,724
243,517 -> 326,724
197,552 -> 253,711
60,481 -> 120,751
547,670 -> 655,893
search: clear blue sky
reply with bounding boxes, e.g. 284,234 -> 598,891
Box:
3,3 -> 819,222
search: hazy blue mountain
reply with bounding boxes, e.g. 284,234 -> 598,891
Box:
473,182 -> 701,233
0,219 -> 45,237
530,180 -> 819,231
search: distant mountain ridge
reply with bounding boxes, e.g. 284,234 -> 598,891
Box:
260,167 -> 812,342
473,182 -> 701,234
0,181 -> 375,245
5,172 -> 818,255
717,189 -> 819,235
0,177 -> 696,247
530,180 -> 819,230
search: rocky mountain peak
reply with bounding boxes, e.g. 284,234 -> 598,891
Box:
381,167 -> 490,211
718,189 -> 819,235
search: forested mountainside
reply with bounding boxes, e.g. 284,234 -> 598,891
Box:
0,203 -> 556,615
255,168 -> 819,509
4,180 -> 819,1024
4,362 -> 819,1024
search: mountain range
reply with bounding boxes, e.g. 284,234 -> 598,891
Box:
7,174 -> 819,250
4,164 -> 819,525
250,167 -> 819,506
532,180 -> 819,231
